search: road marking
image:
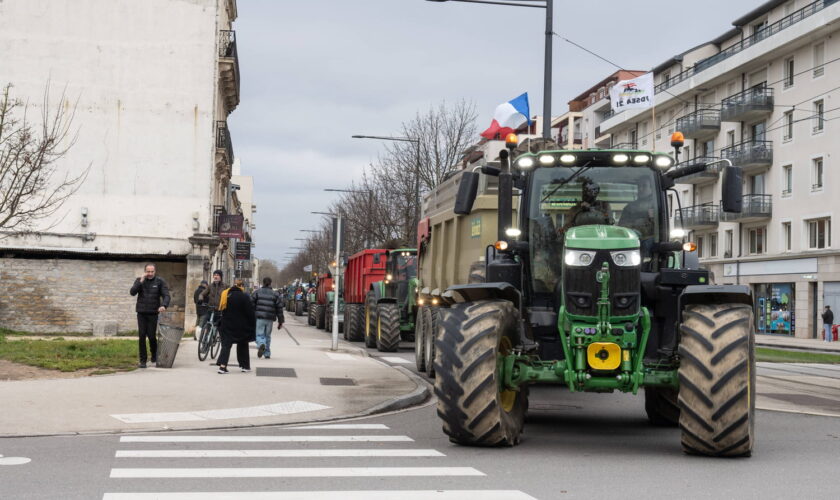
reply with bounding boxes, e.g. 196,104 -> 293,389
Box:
110,467 -> 484,478
0,456 -> 31,465
103,491 -> 537,500
379,356 -> 411,364
120,435 -> 413,443
324,352 -> 356,361
111,401 -> 330,423
116,449 -> 443,458
284,423 -> 389,430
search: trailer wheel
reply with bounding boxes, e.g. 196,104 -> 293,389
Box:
678,303 -> 755,457
434,299 -> 527,446
644,387 -> 679,426
376,302 -> 401,352
424,306 -> 441,377
414,306 -> 427,372
294,301 -> 304,316
347,303 -> 365,342
364,293 -> 377,348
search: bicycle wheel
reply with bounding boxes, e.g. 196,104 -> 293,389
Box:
197,323 -> 212,361
210,329 -> 221,359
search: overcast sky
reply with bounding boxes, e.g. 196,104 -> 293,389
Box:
228,0 -> 761,266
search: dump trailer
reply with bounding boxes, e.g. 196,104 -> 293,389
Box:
343,249 -> 388,342
365,248 -> 418,352
429,135 -> 755,457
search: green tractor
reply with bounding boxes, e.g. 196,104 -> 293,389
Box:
434,139 -> 755,457
366,249 -> 418,352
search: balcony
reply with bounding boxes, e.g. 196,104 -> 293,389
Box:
721,194 -> 772,223
676,109 -> 721,140
218,30 -> 240,112
673,157 -> 720,185
215,121 -> 234,181
721,140 -> 773,173
721,85 -> 774,122
676,204 -> 719,230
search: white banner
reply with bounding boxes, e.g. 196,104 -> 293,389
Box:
303,264 -> 313,272
609,72 -> 654,113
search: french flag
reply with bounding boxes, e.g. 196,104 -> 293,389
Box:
480,93 -> 531,140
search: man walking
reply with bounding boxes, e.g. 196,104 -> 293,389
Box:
130,263 -> 171,368
822,305 -> 834,342
252,277 -> 284,359
207,270 -> 227,318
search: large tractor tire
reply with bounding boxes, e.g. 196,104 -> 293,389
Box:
325,309 -> 333,333
347,303 -> 365,342
314,305 -> 325,330
294,301 -> 304,317
645,387 -> 680,426
424,306 -> 441,377
434,299 -> 527,446
307,305 -> 316,326
678,303 -> 755,457
414,306 -> 427,372
376,302 -> 401,352
364,292 -> 378,348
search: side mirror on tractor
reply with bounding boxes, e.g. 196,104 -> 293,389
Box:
721,165 -> 743,213
454,170 -> 479,215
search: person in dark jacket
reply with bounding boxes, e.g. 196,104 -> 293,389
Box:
129,263 -> 171,368
193,280 -> 210,340
217,279 -> 256,374
822,305 -> 834,342
251,277 -> 285,359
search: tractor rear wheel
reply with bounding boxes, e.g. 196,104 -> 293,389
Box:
644,387 -> 680,426
424,306 -> 441,377
414,306 -> 427,372
364,293 -> 377,348
347,303 -> 365,342
294,301 -> 303,316
678,303 -> 755,457
314,305 -> 325,329
434,299 -> 527,446
376,303 -> 401,352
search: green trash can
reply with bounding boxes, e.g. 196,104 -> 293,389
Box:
156,323 -> 183,368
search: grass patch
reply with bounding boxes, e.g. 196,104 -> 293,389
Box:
756,347 -> 840,364
0,327 -> 92,337
0,336 -> 138,372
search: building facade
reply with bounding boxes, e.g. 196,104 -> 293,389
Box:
594,0 -> 840,338
0,0 -> 245,333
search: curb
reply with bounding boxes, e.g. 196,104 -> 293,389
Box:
756,341 -> 840,355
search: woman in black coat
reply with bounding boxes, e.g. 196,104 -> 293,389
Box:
217,280 -> 257,374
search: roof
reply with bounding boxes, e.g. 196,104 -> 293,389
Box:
711,27 -> 742,45
732,0 -> 788,27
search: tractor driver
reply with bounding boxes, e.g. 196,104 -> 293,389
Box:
618,178 -> 657,255
557,178 -> 613,236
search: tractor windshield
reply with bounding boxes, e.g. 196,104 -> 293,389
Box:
528,166 -> 660,293
394,254 -> 417,282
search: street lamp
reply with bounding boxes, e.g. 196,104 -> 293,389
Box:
426,0 -> 553,139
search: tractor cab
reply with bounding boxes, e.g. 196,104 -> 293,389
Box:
384,249 -> 418,321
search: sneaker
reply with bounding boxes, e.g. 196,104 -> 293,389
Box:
264,355 -> 270,359
241,368 -> 251,373
138,362 -> 147,369
257,344 -> 266,358
151,358 -> 157,364
217,366 -> 229,374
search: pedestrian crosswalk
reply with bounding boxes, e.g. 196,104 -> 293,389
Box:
103,422 -> 538,499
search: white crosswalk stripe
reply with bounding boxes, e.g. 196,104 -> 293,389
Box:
111,466 -> 484,478
104,491 -> 538,499
116,449 -> 443,458
120,435 -> 412,443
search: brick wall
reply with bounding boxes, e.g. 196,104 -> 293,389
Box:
0,257 -> 186,334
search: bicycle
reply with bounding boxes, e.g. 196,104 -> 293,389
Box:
197,311 -> 222,361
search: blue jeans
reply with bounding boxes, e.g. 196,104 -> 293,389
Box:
256,318 -> 273,356
824,324 -> 833,342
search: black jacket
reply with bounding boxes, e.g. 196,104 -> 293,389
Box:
252,286 -> 285,322
823,309 -> 834,325
221,287 -> 256,343
130,276 -> 171,314
207,281 -> 227,310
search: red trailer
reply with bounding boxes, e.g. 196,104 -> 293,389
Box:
342,249 -> 387,341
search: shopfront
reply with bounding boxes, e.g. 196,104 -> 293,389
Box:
754,283 -> 795,335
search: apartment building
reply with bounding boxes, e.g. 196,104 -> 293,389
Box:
594,0 -> 840,338
0,0 -> 244,334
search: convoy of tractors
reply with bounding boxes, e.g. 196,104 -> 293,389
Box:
286,134 -> 756,458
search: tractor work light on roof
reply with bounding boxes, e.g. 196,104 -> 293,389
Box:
516,157 -> 535,169
559,154 -> 576,165
539,154 -> 555,166
670,228 -> 687,239
655,155 -> 675,169
505,227 -> 522,238
612,153 -> 629,164
633,154 -> 651,164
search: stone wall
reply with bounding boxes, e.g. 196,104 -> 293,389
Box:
0,257 -> 186,334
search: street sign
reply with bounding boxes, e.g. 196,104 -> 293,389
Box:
235,242 -> 251,261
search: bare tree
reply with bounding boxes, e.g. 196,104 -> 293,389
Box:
0,83 -> 88,236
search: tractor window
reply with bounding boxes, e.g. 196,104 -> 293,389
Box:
390,253 -> 417,282
528,166 -> 660,293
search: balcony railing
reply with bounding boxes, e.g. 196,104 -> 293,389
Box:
721,85 -> 774,122
212,205 -> 227,234
610,142 -> 638,150
673,156 -> 721,185
721,140 -> 773,171
218,30 -> 241,110
216,121 -> 234,162
676,109 -> 721,139
721,194 -> 772,222
655,0 -> 839,94
676,204 -> 719,229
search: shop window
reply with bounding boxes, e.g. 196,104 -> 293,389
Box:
748,227 -> 766,255
808,218 -> 830,249
755,283 -> 794,335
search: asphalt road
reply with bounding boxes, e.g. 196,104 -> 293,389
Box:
2,335 -> 840,499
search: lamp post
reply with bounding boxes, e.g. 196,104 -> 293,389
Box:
352,134 -> 422,239
426,0 -> 553,139
325,188 -> 374,247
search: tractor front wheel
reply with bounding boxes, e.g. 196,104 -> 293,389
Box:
424,306 -> 441,377
434,299 -> 527,446
678,303 -> 755,457
414,306 -> 427,372
376,303 -> 401,352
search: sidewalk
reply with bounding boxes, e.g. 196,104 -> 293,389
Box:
755,333 -> 840,353
0,316 -> 428,437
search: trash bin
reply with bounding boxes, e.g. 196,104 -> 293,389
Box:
156,323 -> 184,368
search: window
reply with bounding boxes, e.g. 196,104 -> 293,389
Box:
702,139 -> 715,157
812,157 -> 824,191
727,130 -> 735,148
697,236 -> 704,258
783,111 -> 793,141
784,57 -> 795,88
662,72 -> 671,86
709,233 -> 718,258
748,227 -> 766,255
808,218 -> 831,249
813,100 -> 824,133
814,42 -> 825,77
782,165 -> 792,196
783,222 -> 791,252
753,20 -> 768,39
668,194 -> 674,217
640,122 -> 648,146
598,88 -> 605,100
725,229 -> 733,258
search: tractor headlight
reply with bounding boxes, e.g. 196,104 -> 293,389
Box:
610,250 -> 641,267
564,249 -> 596,267
516,157 -> 535,170
654,155 -> 674,169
